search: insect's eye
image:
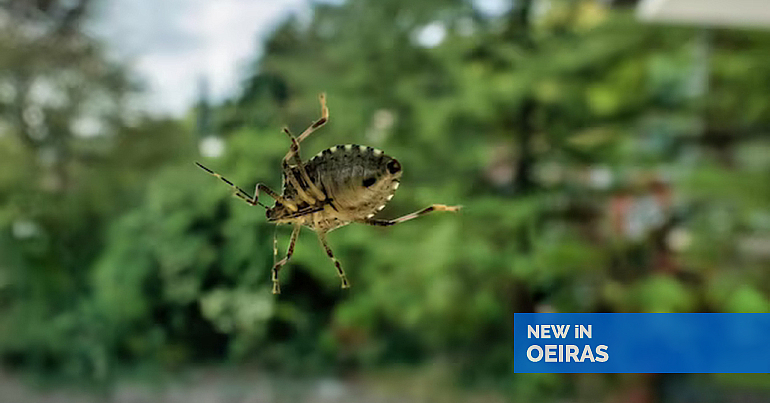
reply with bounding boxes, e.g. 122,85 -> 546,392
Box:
386,159 -> 401,174
362,177 -> 377,187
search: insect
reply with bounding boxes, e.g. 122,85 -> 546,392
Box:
196,93 -> 460,294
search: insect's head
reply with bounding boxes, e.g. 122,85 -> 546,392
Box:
265,204 -> 280,222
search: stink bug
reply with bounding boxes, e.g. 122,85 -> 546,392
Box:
196,93 -> 460,294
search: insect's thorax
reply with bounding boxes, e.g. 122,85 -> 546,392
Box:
266,144 -> 402,230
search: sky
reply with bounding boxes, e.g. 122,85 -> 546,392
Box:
92,0 -> 311,116
90,0 -> 511,117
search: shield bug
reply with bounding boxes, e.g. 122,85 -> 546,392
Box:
197,93 -> 460,294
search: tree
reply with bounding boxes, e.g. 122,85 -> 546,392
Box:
0,0 -> 192,380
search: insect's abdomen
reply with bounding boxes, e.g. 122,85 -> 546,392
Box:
306,144 -> 402,219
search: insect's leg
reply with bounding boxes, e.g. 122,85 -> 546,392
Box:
253,182 -> 299,212
296,93 -> 329,143
195,162 -> 298,211
282,127 -> 302,164
282,166 -> 317,205
282,127 -> 326,201
272,224 -> 301,294
273,226 -> 279,266
196,162 -> 266,207
317,232 -> 350,289
360,204 -> 462,226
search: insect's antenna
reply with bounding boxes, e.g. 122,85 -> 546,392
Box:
195,162 -> 268,209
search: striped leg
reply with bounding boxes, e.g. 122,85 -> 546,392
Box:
273,225 -> 279,266
282,127 -> 302,164
272,224 -> 301,294
317,232 -> 350,289
281,166 -> 317,205
296,93 -> 329,143
196,162 -> 298,212
360,204 -> 462,226
282,127 -> 326,201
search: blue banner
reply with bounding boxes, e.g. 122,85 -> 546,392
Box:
513,313 -> 770,373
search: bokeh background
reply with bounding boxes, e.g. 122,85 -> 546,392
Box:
1,0 -> 770,402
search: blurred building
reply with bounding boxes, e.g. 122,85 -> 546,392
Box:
638,0 -> 770,28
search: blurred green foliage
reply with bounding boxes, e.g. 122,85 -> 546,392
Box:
2,0 -> 770,401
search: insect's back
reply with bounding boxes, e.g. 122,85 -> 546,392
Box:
298,144 -> 403,220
